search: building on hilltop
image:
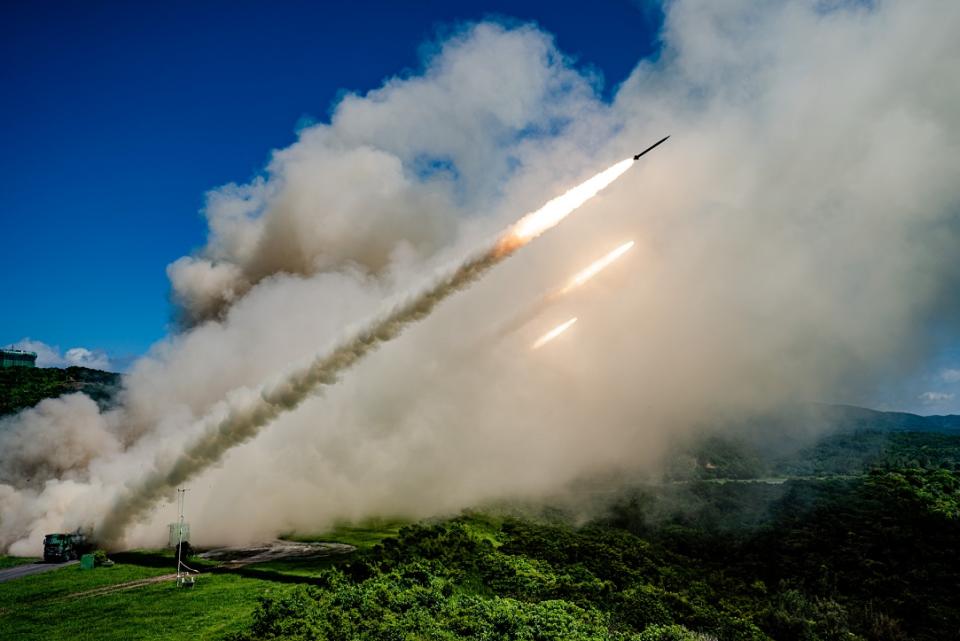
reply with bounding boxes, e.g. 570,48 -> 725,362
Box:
1,348 -> 38,368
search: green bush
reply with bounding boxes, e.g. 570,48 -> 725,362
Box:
637,624 -> 716,641
92,549 -> 109,566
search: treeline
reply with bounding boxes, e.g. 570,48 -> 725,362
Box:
607,468 -> 960,639
230,467 -> 959,641
0,366 -> 120,417
666,430 -> 960,480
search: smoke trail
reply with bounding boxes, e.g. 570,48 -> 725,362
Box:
97,155 -> 642,545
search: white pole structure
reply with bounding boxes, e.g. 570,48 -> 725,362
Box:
176,488 -> 188,586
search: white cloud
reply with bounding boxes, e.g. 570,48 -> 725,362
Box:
10,339 -> 112,371
941,368 -> 960,383
63,348 -> 112,371
919,391 -> 955,403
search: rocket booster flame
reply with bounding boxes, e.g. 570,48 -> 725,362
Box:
559,240 -> 635,295
494,240 -> 636,340
497,158 -> 636,252
531,317 -> 578,350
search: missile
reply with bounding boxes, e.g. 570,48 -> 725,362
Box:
634,135 -> 670,160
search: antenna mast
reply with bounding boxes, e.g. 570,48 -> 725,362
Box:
175,488 -> 192,586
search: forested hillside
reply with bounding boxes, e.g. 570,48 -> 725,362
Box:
224,409 -> 960,641
228,468 -> 959,641
0,366 -> 120,417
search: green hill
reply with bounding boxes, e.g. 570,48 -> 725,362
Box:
664,404 -> 960,481
0,366 -> 121,418
810,403 -> 960,433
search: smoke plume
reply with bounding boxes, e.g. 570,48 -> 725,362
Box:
97,159 -> 635,544
2,2 -> 960,554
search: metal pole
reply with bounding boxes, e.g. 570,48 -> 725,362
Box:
176,488 -> 187,583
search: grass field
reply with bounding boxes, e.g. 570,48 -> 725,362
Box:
0,555 -> 39,569
0,527 -> 403,641
284,518 -> 407,550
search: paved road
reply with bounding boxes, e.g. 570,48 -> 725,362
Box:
0,561 -> 77,583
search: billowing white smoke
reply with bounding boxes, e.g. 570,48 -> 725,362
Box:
167,23 -> 601,324
2,2 -> 960,553
0,395 -> 120,487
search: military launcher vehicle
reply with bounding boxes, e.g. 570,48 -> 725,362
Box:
43,531 -> 90,562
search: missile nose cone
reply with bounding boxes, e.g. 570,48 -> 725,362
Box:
633,135 -> 670,160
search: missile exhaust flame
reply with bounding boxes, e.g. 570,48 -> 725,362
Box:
559,240 -> 635,295
95,146 -> 666,546
499,158 -> 636,251
531,317 -> 578,350
495,240 -> 636,339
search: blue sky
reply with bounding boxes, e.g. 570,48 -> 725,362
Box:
2,2 -> 957,414
0,0 -> 662,365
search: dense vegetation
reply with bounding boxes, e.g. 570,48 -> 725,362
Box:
225,466 -> 959,641
667,428 -> 960,480
0,366 -> 120,417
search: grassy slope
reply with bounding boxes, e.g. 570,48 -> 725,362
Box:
1,568 -> 270,640
284,518 -> 407,550
0,530 -> 401,641
0,555 -> 39,569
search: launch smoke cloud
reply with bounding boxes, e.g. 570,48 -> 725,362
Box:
1,3 -> 959,555
96,155 -> 645,545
